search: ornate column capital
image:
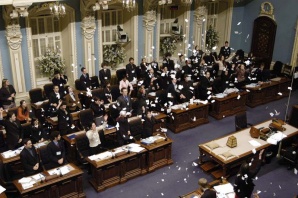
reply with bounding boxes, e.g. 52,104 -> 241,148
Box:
6,24 -> 22,50
81,16 -> 96,40
194,6 -> 207,26
143,10 -> 157,31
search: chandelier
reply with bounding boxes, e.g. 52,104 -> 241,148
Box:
122,0 -> 136,12
93,0 -> 112,11
158,0 -> 172,5
49,2 -> 66,18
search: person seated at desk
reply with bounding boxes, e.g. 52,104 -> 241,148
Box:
103,82 -> 113,104
20,138 -> 41,176
117,88 -> 132,113
119,76 -> 133,96
30,118 -> 48,144
182,59 -> 193,77
166,78 -> 185,105
65,86 -> 82,113
212,70 -> 230,94
47,131 -> 67,169
17,100 -> 31,124
234,149 -> 264,198
80,67 -> 92,90
0,79 -> 16,110
142,111 -> 156,138
86,115 -> 108,155
0,108 -> 23,150
139,58 -> 148,79
57,101 -> 76,136
198,178 -> 216,198
90,97 -> 105,118
99,62 -> 111,87
235,63 -> 248,89
162,52 -> 174,72
49,85 -> 63,117
137,86 -> 148,115
116,111 -> 134,146
255,63 -> 270,83
52,70 -> 67,98
180,75 -> 195,102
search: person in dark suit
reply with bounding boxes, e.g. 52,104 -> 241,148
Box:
99,62 -> 111,87
47,131 -> 67,169
52,71 -> 67,98
234,149 -> 264,198
197,71 -> 212,100
219,41 -> 231,59
150,59 -> 159,75
116,111 -> 133,146
0,109 -> 23,150
180,75 -> 194,102
198,178 -> 216,198
166,78 -> 184,104
126,57 -> 137,82
80,67 -> 92,90
65,86 -> 82,112
139,58 -> 148,79
57,101 -> 75,136
142,111 -> 156,138
90,97 -> 105,118
103,82 -> 113,104
30,118 -> 48,144
49,85 -> 63,117
162,52 -> 174,71
182,59 -> 193,77
0,79 -> 16,109
117,88 -> 132,112
20,138 -> 41,176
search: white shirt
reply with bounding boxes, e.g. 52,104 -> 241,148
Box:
86,122 -> 107,147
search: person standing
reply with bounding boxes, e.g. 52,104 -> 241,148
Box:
47,131 -> 67,169
0,79 -> 16,109
99,62 -> 111,87
80,67 -> 92,90
126,57 -> 137,82
219,41 -> 231,59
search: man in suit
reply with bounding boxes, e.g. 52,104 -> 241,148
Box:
142,111 -> 156,138
80,67 -> 92,90
166,78 -> 184,104
99,62 -> 111,87
52,71 -> 67,98
162,52 -> 175,71
116,111 -> 132,146
117,88 -> 132,112
57,101 -> 75,136
65,86 -> 82,112
198,178 -> 216,198
219,41 -> 231,59
126,57 -> 137,82
0,109 -> 23,150
20,138 -> 41,176
49,85 -> 63,117
0,79 -> 16,109
47,131 -> 67,169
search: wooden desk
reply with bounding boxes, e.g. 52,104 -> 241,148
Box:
167,103 -> 209,133
245,77 -> 291,108
13,163 -> 85,198
209,91 -> 247,120
198,120 -> 298,178
140,137 -> 173,172
46,117 -> 58,131
152,112 -> 167,131
179,190 -> 202,198
0,193 -> 7,198
86,147 -> 147,192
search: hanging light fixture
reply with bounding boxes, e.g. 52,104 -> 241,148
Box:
49,2 -> 66,19
93,0 -> 112,11
122,0 -> 136,12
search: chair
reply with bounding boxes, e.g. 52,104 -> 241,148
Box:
75,134 -> 90,165
38,145 -> 52,170
116,69 -> 127,83
234,112 -> 252,131
282,64 -> 293,78
90,76 -> 100,89
75,79 -> 85,91
0,130 -> 7,153
271,61 -> 283,78
128,116 -> 143,140
79,109 -> 94,130
289,105 -> 298,128
43,83 -> 54,99
280,143 -> 298,169
21,122 -> 32,140
91,88 -> 104,99
110,85 -> 121,101
7,107 -> 18,117
29,88 -> 44,103
0,161 -> 18,196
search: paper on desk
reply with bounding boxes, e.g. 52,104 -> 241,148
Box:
18,177 -> 32,183
267,132 -> 287,145
22,183 -> 34,190
1,150 -> 16,158
249,140 -> 261,147
129,146 -> 145,153
59,166 -> 70,175
34,101 -> 44,106
214,183 -> 234,195
0,185 -> 6,194
31,173 -> 45,181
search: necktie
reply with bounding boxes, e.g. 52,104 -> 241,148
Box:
28,148 -> 34,156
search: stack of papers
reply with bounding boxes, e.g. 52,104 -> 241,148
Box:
127,143 -> 145,153
267,132 -> 287,145
31,173 -> 45,182
88,151 -> 113,161
0,185 -> 6,194
1,146 -> 24,158
246,83 -> 258,88
141,135 -> 165,145
214,183 -> 235,198
18,177 -> 36,190
48,165 -> 72,176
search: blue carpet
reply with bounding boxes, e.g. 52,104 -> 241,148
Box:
83,90 -> 298,198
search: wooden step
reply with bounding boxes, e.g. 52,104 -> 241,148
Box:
200,161 -> 217,172
211,169 -> 224,179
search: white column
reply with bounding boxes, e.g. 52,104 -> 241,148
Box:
143,10 -> 157,62
81,16 -> 96,76
6,24 -> 27,100
193,6 -> 208,51
0,49 -> 3,83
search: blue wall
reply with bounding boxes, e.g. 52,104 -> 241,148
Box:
230,0 -> 298,64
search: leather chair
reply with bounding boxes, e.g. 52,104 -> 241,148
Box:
110,85 -> 121,101
0,161 -> 18,196
38,145 -> 52,170
29,88 -> 44,103
75,79 -> 85,91
91,76 -> 100,89
235,112 -> 252,131
280,143 -> 298,169
7,107 -> 18,117
79,109 -> 94,130
91,88 -> 104,99
75,133 -> 90,165
289,105 -> 298,128
271,61 -> 283,78
128,116 -> 142,140
116,69 -> 126,83
21,122 -> 32,140
43,83 -> 54,99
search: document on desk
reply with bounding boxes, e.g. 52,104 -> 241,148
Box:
214,183 -> 234,198
267,132 -> 287,145
0,185 -> 6,194
249,140 -> 261,147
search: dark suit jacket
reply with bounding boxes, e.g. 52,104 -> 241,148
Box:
65,91 -> 82,111
162,58 -> 174,71
142,116 -> 156,138
126,64 -> 137,82
103,88 -> 112,104
57,109 -> 73,132
49,92 -> 61,106
117,95 -> 132,112
90,103 -> 105,117
99,69 -> 111,86
0,119 -> 23,150
166,83 -> 179,104
30,125 -> 46,144
116,116 -> 130,145
52,77 -> 67,97
80,73 -> 91,90
197,76 -> 211,100
20,146 -> 41,176
201,189 -> 217,198
219,46 -> 231,58
0,85 -> 16,105
47,140 -> 66,169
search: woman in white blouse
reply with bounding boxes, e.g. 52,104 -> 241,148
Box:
86,114 -> 108,155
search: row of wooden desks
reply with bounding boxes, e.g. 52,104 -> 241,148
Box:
12,163 -> 85,198
87,135 -> 173,192
198,120 -> 298,178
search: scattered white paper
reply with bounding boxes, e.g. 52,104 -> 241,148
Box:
0,185 -> 6,194
249,140 -> 261,147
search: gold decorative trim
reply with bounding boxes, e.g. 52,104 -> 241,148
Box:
260,2 -> 275,20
